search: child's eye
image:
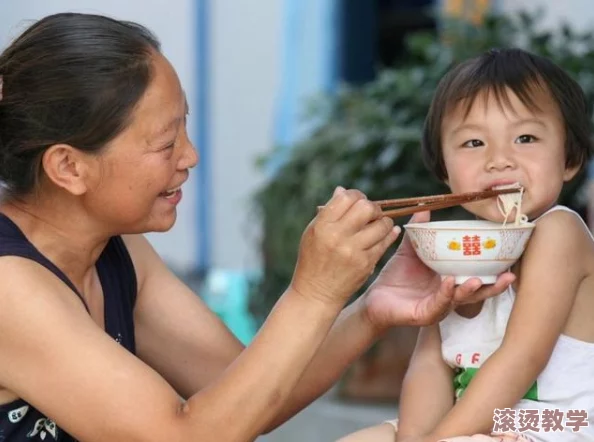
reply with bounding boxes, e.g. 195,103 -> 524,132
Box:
462,139 -> 484,148
515,134 -> 537,144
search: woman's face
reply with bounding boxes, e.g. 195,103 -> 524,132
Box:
83,53 -> 198,234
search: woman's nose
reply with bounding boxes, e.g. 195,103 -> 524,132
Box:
179,141 -> 199,170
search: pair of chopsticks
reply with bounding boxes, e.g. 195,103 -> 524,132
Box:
317,188 -> 520,219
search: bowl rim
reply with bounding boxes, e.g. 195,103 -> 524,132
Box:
403,220 -> 535,230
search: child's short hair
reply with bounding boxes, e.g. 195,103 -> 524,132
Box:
421,48 -> 592,180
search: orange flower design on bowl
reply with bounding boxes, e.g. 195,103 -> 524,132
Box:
483,238 -> 497,250
448,240 -> 461,251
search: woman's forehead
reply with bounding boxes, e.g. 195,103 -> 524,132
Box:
132,54 -> 185,132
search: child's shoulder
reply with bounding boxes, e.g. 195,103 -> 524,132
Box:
526,205 -> 593,263
533,205 -> 588,236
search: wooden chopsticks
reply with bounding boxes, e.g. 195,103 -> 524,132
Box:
317,188 -> 521,219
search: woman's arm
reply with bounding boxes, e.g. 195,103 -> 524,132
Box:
425,210 -> 587,440
396,324 -> 455,439
130,210 -> 515,433
0,260 -> 340,442
0,189 -> 398,442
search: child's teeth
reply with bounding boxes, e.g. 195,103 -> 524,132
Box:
493,182 -> 522,190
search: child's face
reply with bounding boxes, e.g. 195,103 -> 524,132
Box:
440,87 -> 579,221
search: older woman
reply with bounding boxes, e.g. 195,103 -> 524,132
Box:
0,13 -> 513,441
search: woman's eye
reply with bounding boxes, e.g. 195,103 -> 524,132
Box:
462,139 -> 484,148
515,134 -> 537,144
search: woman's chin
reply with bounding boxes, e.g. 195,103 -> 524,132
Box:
139,210 -> 178,233
151,216 -> 177,233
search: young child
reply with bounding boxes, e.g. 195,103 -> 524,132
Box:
338,48 -> 594,442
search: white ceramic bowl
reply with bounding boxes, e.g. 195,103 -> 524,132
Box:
403,220 -> 535,284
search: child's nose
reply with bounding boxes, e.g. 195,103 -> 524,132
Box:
485,146 -> 516,171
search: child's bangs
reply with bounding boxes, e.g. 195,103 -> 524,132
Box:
444,60 -> 548,119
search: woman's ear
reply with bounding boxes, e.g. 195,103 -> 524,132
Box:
41,144 -> 91,195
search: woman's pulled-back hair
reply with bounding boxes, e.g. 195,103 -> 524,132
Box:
0,12 -> 161,197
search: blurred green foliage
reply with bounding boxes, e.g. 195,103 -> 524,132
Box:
249,10 -> 594,323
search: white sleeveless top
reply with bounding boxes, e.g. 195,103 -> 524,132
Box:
439,206 -> 594,441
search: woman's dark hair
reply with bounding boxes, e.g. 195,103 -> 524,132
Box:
0,12 -> 161,196
422,48 -> 593,181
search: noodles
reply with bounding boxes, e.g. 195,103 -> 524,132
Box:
493,183 -> 528,226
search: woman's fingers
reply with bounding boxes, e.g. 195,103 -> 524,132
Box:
318,188 -> 387,236
338,197 -> 384,234
292,188 -> 400,305
414,272 -> 515,325
317,188 -> 370,223
365,224 -> 401,264
417,276 -> 457,324
353,216 -> 397,250
418,276 -> 486,325
451,278 -> 483,301
453,273 -> 516,305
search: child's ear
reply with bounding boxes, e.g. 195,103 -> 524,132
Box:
563,164 -> 581,182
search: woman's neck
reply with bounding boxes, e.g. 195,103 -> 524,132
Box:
0,195 -> 111,291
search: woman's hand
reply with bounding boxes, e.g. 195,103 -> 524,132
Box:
364,211 -> 515,329
290,187 -> 400,307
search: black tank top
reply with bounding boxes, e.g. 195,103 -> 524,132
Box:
0,213 -> 137,441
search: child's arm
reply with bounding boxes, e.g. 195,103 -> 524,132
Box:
425,210 -> 588,440
396,324 -> 455,440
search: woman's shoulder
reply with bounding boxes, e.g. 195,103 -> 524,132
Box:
0,256 -> 81,304
121,234 -> 168,293
0,254 -> 59,286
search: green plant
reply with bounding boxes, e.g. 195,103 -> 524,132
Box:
249,10 -> 594,324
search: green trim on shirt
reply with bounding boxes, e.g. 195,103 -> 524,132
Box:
454,367 -> 538,401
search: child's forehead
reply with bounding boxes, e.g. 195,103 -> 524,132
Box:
445,85 -> 560,123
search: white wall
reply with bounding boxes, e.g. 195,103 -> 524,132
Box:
0,0 -> 199,271
210,0 -> 282,271
501,0 -> 594,31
